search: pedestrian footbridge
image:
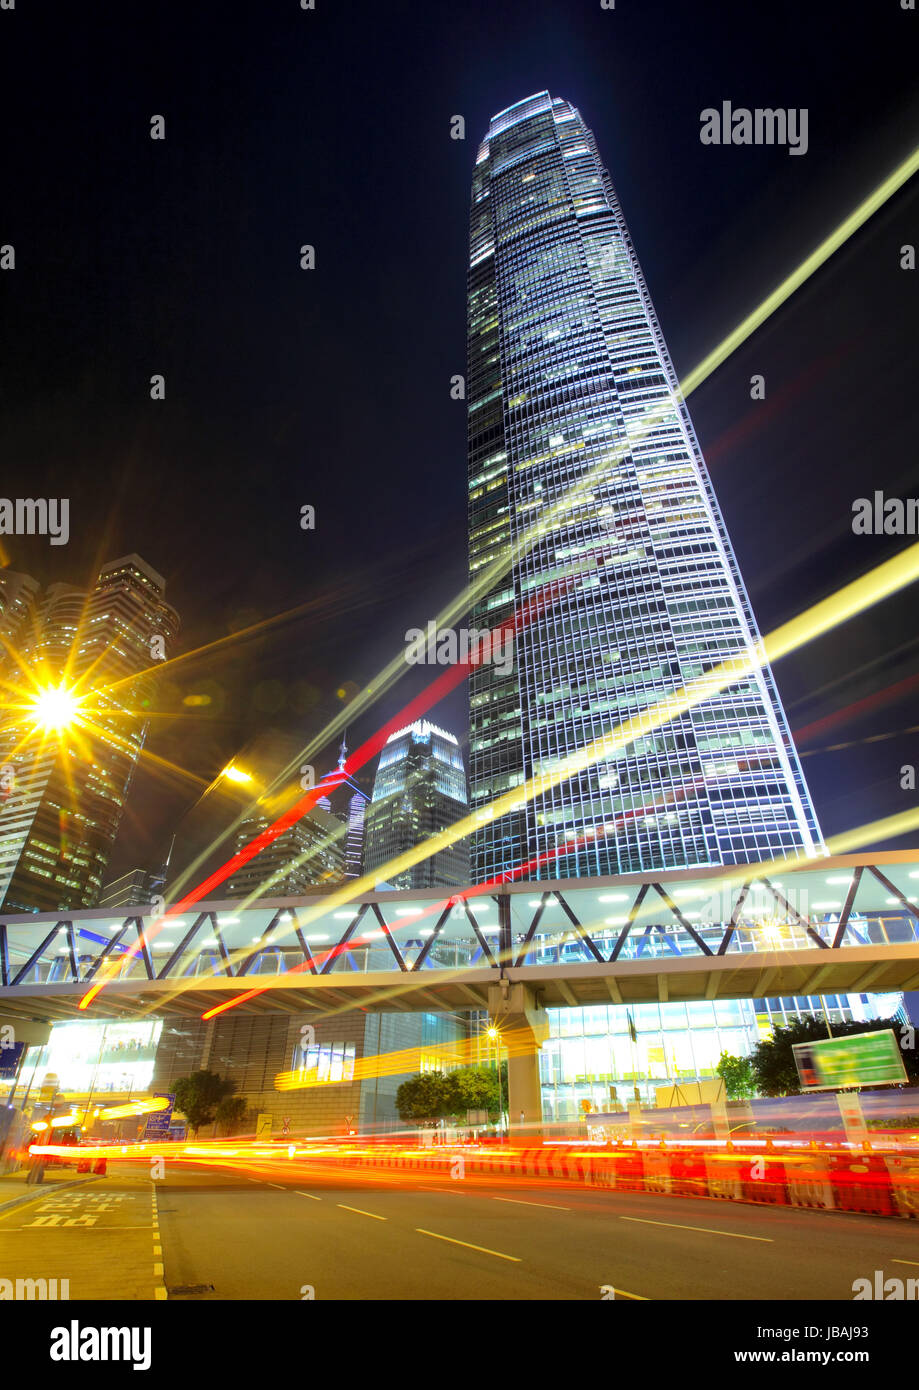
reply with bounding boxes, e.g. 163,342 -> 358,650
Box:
1,851 -> 917,1023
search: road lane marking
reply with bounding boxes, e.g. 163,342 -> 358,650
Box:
492,1196 -> 570,1212
619,1216 -> 772,1242
295,1191 -> 322,1201
0,1224 -> 159,1231
415,1229 -> 520,1262
267,1183 -> 287,1190
611,1287 -> 649,1301
338,1204 -> 386,1220
893,1259 -> 919,1266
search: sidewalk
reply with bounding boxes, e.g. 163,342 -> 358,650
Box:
0,1164 -> 165,1300
0,1163 -> 101,1214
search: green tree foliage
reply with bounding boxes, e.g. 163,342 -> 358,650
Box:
215,1095 -> 248,1135
751,1016 -> 919,1097
396,1064 -> 509,1124
443,1064 -> 507,1120
173,1071 -> 236,1136
716,1050 -> 757,1099
395,1071 -> 451,1124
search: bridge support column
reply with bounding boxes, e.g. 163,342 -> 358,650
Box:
487,982 -> 548,1142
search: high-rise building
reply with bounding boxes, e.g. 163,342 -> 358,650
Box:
364,721 -> 469,890
224,803 -> 346,900
0,554 -> 179,913
464,95 -> 894,1117
315,740 -> 370,879
98,867 -> 164,909
466,92 -> 823,883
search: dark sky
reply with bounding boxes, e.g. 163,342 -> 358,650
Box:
1,0 -> 917,876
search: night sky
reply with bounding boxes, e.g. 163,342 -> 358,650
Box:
1,0 -> 917,878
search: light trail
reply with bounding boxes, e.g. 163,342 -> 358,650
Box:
678,146 -> 919,396
195,539 -> 919,1019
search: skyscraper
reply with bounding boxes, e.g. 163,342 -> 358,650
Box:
223,804 -> 346,900
467,93 -> 823,882
315,740 -> 370,880
364,721 -> 469,890
0,555 -> 179,912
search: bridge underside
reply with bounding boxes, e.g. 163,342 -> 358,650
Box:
2,942 -> 918,1022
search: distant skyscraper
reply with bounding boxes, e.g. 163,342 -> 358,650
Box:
466,92 -> 823,882
316,739 -> 370,880
364,721 -> 469,890
0,555 -> 179,912
98,867 -> 163,909
224,803 -> 346,900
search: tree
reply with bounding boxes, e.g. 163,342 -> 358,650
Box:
215,1095 -> 248,1136
395,1071 -> 451,1124
716,1051 -> 757,1099
173,1071 -> 236,1137
396,1065 -> 510,1125
751,1016 -> 919,1097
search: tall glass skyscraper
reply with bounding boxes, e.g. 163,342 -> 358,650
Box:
0,554 -> 179,912
467,92 -> 823,882
365,721 -> 469,890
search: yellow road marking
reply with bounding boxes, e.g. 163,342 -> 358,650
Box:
337,1204 -> 385,1220
415,1228 -> 520,1261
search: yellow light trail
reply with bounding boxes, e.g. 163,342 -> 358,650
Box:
275,1026 -> 533,1091
679,146 -> 919,398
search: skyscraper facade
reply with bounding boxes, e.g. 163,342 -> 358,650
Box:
364,721 -> 469,890
0,555 -> 179,913
315,741 -> 370,880
467,92 -> 823,883
224,804 -> 346,900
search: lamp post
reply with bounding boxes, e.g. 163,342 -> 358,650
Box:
487,1026 -> 504,1138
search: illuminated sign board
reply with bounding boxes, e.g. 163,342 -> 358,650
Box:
792,1030 -> 908,1091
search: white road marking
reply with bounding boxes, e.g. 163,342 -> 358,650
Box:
619,1215 -> 772,1242
492,1196 -> 570,1212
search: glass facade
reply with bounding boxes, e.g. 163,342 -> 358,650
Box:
466,93 -> 823,883
0,555 -> 179,913
539,993 -> 902,1120
17,1019 -> 163,1097
364,721 -> 469,889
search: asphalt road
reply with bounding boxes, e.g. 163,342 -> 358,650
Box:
149,1160 -> 919,1301
4,1159 -> 917,1300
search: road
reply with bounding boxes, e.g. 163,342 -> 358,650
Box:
3,1158 -> 917,1300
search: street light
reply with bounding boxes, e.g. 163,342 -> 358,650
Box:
486,1027 -> 504,1137
219,763 -> 254,786
30,684 -> 83,732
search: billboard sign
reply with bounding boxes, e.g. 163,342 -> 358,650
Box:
144,1093 -> 176,1138
793,1030 -> 908,1091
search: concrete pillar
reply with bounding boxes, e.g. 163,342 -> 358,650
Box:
487,981 -> 548,1141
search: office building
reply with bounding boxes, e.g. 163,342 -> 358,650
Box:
0,555 -> 179,912
364,721 -> 469,890
466,93 -> 823,883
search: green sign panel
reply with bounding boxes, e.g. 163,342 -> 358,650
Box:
793,1029 -> 908,1090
